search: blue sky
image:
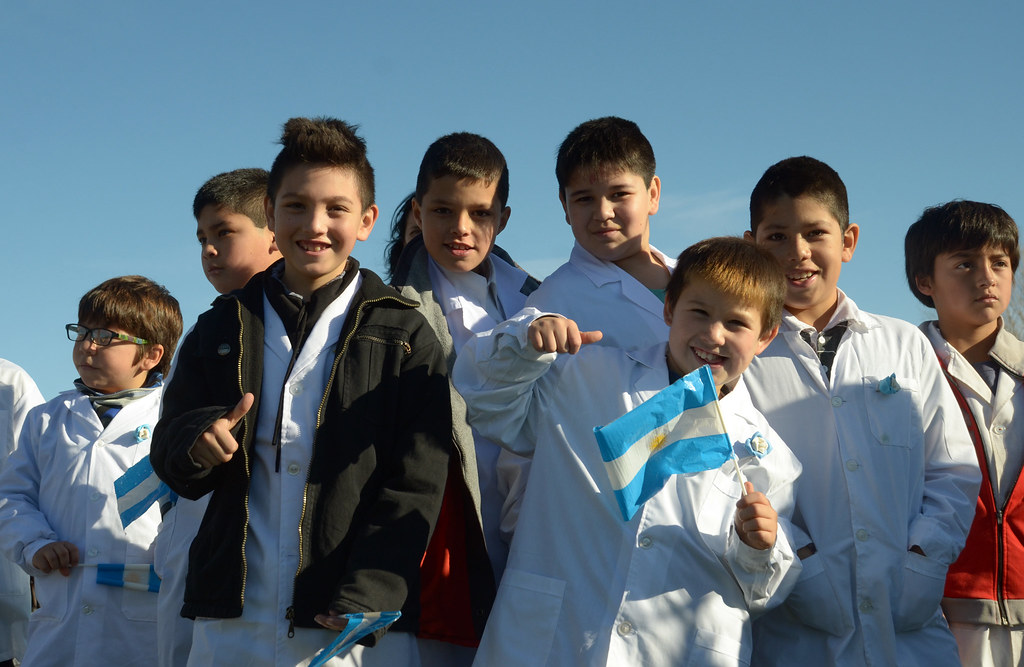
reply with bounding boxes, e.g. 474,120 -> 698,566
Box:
2,1 -> 1022,397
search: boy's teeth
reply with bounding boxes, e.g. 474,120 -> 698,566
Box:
694,349 -> 722,363
789,271 -> 814,280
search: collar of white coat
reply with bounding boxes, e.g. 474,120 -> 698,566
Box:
430,255 -> 496,315
568,241 -> 676,288
923,318 -> 1024,382
779,288 -> 874,336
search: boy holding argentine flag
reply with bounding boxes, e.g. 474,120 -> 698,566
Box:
453,236 -> 803,666
0,275 -> 182,666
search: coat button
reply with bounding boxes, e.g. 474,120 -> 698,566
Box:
617,621 -> 633,636
217,343 -> 231,356
831,396 -> 843,407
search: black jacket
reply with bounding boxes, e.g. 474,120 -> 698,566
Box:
151,264 -> 452,643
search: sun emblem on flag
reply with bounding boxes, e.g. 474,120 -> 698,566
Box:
135,424 -> 151,443
649,433 -> 668,454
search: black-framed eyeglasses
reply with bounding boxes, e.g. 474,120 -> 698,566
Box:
66,324 -> 149,347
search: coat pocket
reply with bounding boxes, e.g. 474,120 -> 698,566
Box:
31,571 -> 69,622
477,568 -> 565,665
782,552 -> 851,636
862,376 -> 919,448
894,550 -> 947,632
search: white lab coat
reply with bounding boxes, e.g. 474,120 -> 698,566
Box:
525,241 -> 675,349
0,387 -> 164,667
454,310 -> 802,666
0,359 -> 43,662
744,291 -> 981,667
500,242 -> 676,537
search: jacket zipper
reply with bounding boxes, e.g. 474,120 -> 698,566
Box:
236,300 -> 252,612
997,508 -> 1008,624
286,294 -> 407,637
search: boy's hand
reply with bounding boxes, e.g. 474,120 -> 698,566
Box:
190,393 -> 254,469
314,610 -> 348,631
734,482 -> 778,550
528,316 -> 603,354
32,540 -> 79,576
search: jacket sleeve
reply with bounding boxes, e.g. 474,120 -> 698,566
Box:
451,307 -> 559,456
908,334 -> 983,565
0,405 -> 58,573
151,326 -> 243,500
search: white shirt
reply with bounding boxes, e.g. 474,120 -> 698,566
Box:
744,291 -> 981,667
0,359 -> 43,662
454,310 -> 802,666
0,387 -> 163,667
525,241 -> 675,349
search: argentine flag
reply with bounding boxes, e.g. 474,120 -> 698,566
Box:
114,455 -> 176,529
309,611 -> 402,666
594,364 -> 732,521
93,563 -> 161,592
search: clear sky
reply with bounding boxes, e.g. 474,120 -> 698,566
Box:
2,1 -> 1022,398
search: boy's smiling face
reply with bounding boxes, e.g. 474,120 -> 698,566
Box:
916,243 -> 1013,337
413,175 -> 509,275
197,205 -> 279,294
73,321 -> 162,394
663,277 -> 776,395
560,168 -> 659,266
747,194 -> 858,331
266,164 -> 377,299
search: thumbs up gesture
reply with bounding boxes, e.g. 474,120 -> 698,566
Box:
528,316 -> 603,354
189,393 -> 254,469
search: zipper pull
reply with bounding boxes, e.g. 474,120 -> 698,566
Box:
286,606 -> 296,638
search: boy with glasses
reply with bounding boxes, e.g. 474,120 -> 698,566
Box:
0,275 -> 182,666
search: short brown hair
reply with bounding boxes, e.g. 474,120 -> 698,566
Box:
666,237 -> 785,336
750,156 -> 849,233
78,275 -> 183,378
555,117 -> 656,194
193,168 -> 270,228
267,117 -> 375,210
415,132 -> 509,208
905,200 -> 1019,308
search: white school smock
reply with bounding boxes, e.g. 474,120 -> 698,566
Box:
525,241 -> 674,349
0,359 -> 43,662
453,309 -> 802,667
743,291 -> 981,667
0,387 -> 164,667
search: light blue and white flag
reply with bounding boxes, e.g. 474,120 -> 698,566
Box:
87,563 -> 161,592
114,455 -> 176,529
594,364 -> 732,521
309,611 -> 402,666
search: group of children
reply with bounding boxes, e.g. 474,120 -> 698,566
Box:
0,113 -> 1018,667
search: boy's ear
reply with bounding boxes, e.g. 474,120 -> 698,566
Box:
663,297 -> 674,326
357,204 -> 379,242
411,198 -> 423,231
139,344 -> 164,372
915,274 -> 935,296
559,189 -> 570,225
264,196 -> 276,232
743,230 -> 755,242
497,206 -> 511,235
756,325 -> 780,354
842,223 -> 860,262
647,175 -> 661,216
